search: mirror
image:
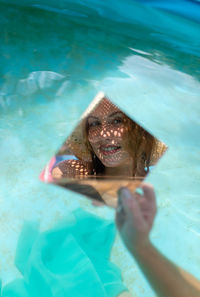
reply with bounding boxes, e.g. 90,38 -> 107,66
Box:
40,92 -> 167,207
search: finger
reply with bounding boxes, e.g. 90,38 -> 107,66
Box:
115,188 -> 127,229
116,187 -> 144,230
141,183 -> 156,204
140,183 -> 157,217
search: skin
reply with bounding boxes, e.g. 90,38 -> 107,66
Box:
116,184 -> 200,297
87,98 -> 134,177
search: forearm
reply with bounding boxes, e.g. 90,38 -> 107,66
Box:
130,241 -> 200,297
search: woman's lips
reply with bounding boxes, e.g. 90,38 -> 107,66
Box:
99,145 -> 121,156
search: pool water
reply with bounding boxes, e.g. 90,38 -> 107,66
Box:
0,1 -> 200,296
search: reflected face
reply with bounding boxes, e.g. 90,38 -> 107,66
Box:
87,98 -> 132,167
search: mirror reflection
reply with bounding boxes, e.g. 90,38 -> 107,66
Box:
40,92 -> 167,207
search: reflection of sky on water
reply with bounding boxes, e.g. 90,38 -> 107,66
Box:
0,1 -> 200,296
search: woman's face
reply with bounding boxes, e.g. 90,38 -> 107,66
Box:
87,98 -> 132,168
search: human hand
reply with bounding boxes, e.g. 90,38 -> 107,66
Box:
115,183 -> 157,254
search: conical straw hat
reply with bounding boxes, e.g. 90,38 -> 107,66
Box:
60,92 -> 167,165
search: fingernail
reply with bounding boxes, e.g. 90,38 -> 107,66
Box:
117,188 -> 123,205
116,194 -> 125,216
118,187 -> 132,201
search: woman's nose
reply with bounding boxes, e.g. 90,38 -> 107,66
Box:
99,124 -> 120,139
100,127 -> 111,138
99,124 -> 123,139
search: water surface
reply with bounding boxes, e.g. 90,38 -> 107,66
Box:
0,1 -> 200,296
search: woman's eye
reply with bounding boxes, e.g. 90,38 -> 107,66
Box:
112,118 -> 123,125
88,121 -> 101,128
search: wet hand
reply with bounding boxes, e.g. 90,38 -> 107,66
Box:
115,183 -> 156,253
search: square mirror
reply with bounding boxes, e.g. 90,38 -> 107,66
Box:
40,92 -> 167,208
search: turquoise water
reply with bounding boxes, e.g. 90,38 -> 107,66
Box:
0,1 -> 200,296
